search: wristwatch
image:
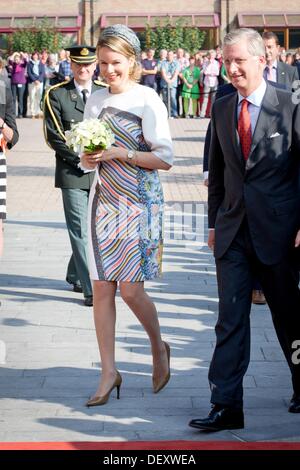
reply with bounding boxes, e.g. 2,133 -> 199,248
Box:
127,149 -> 136,161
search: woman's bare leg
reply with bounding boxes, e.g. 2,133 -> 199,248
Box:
119,281 -> 169,382
91,280 -> 118,398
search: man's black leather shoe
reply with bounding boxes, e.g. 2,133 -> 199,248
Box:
288,395 -> 300,413
84,296 -> 93,307
66,278 -> 83,293
189,405 -> 244,431
73,284 -> 83,293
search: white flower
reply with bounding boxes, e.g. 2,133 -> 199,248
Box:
65,118 -> 115,153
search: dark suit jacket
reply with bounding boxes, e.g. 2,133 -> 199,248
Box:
276,61 -> 299,90
208,83 -> 300,265
44,79 -> 106,189
203,81 -> 287,173
0,82 -> 19,149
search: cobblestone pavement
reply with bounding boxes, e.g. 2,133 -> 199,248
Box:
0,117 -> 299,443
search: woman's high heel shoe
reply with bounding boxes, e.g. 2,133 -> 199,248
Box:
86,370 -> 122,407
153,341 -> 171,394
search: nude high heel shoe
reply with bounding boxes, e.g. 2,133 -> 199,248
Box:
86,370 -> 122,407
153,341 -> 171,393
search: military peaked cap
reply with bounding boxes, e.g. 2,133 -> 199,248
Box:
66,45 -> 97,64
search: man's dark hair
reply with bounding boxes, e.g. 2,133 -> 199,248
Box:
262,31 -> 280,45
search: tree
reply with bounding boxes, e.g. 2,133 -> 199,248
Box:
139,17 -> 206,55
11,17 -> 64,52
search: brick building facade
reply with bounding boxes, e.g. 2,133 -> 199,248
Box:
1,0 -> 300,50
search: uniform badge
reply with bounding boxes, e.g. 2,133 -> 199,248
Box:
71,92 -> 78,100
80,48 -> 89,56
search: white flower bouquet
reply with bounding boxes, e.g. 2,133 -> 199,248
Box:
65,118 -> 115,154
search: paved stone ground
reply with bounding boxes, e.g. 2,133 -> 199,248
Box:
0,117 -> 299,443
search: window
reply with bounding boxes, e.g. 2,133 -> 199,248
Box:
240,14 -> 264,27
0,17 -> 12,27
13,17 -> 34,27
264,15 -> 286,27
57,17 -> 78,28
127,16 -> 148,28
289,29 -> 300,49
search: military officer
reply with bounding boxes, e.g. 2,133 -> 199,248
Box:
43,45 -> 107,306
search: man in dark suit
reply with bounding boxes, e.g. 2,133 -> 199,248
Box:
190,28 -> 300,432
44,46 -> 106,306
262,31 -> 298,90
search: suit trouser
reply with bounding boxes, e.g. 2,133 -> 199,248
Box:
209,219 -> 300,408
61,188 -> 92,298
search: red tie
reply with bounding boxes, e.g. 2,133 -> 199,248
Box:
238,99 -> 252,161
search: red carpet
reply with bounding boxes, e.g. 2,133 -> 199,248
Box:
1,441 -> 300,450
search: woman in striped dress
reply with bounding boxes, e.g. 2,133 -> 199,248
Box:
81,25 -> 173,406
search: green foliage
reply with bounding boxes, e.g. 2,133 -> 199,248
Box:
11,17 -> 64,52
139,17 -> 206,55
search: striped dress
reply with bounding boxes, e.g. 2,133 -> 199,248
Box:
0,135 -> 6,220
83,84 -> 173,282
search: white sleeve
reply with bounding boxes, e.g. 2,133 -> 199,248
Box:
79,92 -> 101,172
142,88 -> 174,166
83,91 -> 101,120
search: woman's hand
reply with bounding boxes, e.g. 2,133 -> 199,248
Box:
81,150 -> 104,169
81,147 -> 127,169
98,147 -> 127,162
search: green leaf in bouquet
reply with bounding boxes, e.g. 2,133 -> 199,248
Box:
84,143 -> 106,154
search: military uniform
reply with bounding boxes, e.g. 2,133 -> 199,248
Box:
43,45 -> 107,304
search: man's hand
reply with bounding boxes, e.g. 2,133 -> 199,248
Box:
208,229 -> 215,251
295,230 -> 300,248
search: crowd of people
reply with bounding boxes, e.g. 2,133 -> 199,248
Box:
1,39 -> 300,122
1,24 -> 300,432
0,49 -> 78,119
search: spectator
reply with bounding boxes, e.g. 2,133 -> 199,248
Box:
200,49 -> 219,118
58,49 -> 73,82
176,48 -> 189,116
262,31 -> 298,90
156,49 -> 167,96
181,55 -> 201,118
27,51 -> 45,118
160,50 -> 180,118
0,57 -> 10,86
140,48 -> 157,90
9,52 -> 27,118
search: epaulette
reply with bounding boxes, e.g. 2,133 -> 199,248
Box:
43,80 -> 70,145
94,79 -> 109,88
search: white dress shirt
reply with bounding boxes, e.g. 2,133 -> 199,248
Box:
265,60 -> 277,83
237,79 -> 267,136
208,79 -> 267,229
74,80 -> 92,101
